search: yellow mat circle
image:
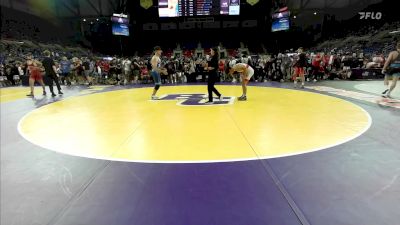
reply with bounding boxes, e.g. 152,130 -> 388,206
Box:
18,85 -> 371,163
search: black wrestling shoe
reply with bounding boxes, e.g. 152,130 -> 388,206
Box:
238,96 -> 247,101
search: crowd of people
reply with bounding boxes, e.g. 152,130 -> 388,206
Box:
0,45 -> 392,88
1,31 -> 399,99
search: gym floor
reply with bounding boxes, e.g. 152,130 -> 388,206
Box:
1,80 -> 399,225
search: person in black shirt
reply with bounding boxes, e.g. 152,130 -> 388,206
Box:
8,62 -> 18,86
109,59 -> 117,83
82,58 -> 93,86
42,50 -> 62,96
115,59 -> 122,85
265,57 -> 274,80
166,61 -> 176,84
204,47 -> 222,104
293,48 -> 307,88
272,55 -> 284,81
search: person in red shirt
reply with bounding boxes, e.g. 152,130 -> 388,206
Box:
322,53 -> 330,76
312,53 -> 322,68
323,54 -> 330,65
100,60 -> 110,81
141,65 -> 150,83
103,61 -> 110,71
218,60 -> 225,81
311,53 -> 323,81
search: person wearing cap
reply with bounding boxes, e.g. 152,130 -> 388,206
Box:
228,60 -> 254,101
150,46 -> 167,100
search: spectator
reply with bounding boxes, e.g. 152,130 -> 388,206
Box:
60,56 -> 72,85
82,57 -> 93,86
122,58 -> 132,85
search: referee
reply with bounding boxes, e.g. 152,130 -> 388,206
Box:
204,47 -> 222,104
42,50 -> 63,97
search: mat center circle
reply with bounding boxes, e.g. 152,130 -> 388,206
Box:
18,86 -> 371,163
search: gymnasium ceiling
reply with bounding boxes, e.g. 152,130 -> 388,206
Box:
0,0 -> 383,18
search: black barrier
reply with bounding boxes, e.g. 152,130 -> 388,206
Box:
350,68 -> 384,80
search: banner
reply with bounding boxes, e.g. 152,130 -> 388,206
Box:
140,0 -> 153,9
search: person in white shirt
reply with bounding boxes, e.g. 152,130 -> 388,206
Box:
122,58 -> 132,85
18,63 -> 24,76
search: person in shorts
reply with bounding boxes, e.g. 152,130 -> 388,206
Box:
26,56 -> 46,97
382,41 -> 400,98
293,47 -> 308,88
229,60 -> 255,101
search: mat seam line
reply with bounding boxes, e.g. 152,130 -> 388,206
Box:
44,117 -> 147,225
109,121 -> 146,158
224,107 -> 311,225
47,118 -> 148,225
45,160 -> 112,225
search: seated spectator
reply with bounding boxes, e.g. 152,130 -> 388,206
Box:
366,55 -> 385,69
